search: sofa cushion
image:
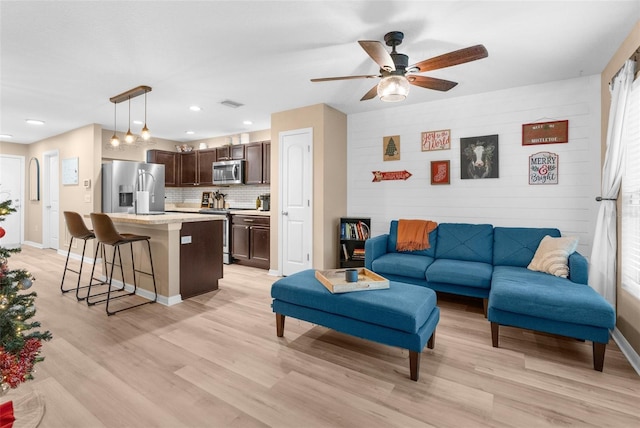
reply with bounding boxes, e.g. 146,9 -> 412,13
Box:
527,235 -> 578,278
371,252 -> 434,280
435,223 -> 494,264
387,220 -> 438,257
426,259 -> 493,289
271,269 -> 438,334
490,266 -> 615,329
493,227 -> 561,267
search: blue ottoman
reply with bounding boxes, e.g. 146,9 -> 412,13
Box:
271,269 -> 440,381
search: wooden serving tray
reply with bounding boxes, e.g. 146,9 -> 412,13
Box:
315,268 -> 389,294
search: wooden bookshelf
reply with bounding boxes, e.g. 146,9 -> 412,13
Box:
339,217 -> 371,268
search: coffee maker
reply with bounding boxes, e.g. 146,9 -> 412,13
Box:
258,193 -> 270,211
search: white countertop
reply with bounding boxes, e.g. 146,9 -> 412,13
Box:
106,212 -> 226,225
165,206 -> 271,217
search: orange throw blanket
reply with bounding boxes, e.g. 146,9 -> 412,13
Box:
396,219 -> 438,251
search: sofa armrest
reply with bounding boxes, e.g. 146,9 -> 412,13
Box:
365,234 -> 389,270
568,251 -> 588,284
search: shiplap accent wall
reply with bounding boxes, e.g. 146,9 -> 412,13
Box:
347,75 -> 601,257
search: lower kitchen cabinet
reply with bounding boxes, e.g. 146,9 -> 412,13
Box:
180,220 -> 223,298
231,214 -> 270,269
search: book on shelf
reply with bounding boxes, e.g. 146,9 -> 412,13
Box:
341,221 -> 370,240
342,243 -> 349,260
351,248 -> 366,260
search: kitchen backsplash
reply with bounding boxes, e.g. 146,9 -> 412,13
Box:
166,185 -> 270,209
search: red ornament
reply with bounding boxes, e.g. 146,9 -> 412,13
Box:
0,226 -> 5,238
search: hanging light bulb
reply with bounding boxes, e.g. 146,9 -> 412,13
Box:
125,96 -> 135,144
140,90 -> 151,140
110,102 -> 120,147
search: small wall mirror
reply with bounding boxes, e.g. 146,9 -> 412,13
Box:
29,157 -> 40,201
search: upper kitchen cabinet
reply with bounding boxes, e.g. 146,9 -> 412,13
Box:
146,149 -> 179,187
180,149 -> 217,186
245,141 -> 271,184
216,145 -> 245,161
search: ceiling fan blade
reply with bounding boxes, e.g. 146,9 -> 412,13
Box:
407,75 -> 458,91
409,44 -> 488,72
360,84 -> 379,101
358,41 -> 396,71
311,74 -> 379,82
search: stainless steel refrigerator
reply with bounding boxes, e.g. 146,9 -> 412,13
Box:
102,160 -> 165,214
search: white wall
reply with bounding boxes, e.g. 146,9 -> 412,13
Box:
347,75 -> 601,257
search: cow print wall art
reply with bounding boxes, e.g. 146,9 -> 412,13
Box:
460,134 -> 499,179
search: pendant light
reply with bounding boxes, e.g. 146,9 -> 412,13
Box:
140,90 -> 151,140
110,102 -> 120,147
124,96 -> 135,144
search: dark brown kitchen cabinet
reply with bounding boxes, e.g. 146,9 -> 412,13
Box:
231,214 -> 270,269
146,149 -> 179,187
263,141 -> 271,184
197,149 -> 217,185
180,220 -> 223,299
216,145 -> 245,161
245,141 -> 271,184
179,149 -> 217,186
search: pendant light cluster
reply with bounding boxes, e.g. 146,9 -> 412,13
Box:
109,85 -> 152,148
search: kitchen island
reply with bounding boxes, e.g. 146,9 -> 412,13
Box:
99,212 -> 226,304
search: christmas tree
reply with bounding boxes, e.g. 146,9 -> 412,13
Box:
0,199 -> 51,395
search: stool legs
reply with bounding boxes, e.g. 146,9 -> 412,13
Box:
87,239 -> 157,315
60,235 -> 97,301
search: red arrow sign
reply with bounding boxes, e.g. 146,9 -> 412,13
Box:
372,170 -> 412,182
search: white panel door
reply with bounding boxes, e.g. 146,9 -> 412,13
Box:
0,155 -> 24,248
280,128 -> 312,276
43,151 -> 59,250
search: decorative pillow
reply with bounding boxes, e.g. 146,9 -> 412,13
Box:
527,235 -> 578,278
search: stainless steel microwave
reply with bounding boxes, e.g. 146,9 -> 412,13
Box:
212,159 -> 245,185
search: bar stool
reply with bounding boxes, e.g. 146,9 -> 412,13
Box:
60,211 -> 100,301
87,212 -> 158,315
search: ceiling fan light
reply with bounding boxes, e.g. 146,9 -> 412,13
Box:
377,75 -> 410,102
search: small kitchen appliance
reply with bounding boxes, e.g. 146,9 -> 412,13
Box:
258,193 -> 270,211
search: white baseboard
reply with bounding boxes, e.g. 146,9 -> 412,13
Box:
95,276 -> 180,307
612,328 -> 640,376
268,268 -> 280,277
22,241 -> 43,249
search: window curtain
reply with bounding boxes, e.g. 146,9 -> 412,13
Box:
589,59 -> 636,307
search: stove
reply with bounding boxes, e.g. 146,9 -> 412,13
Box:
199,208 -> 230,214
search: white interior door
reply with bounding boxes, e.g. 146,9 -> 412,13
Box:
0,155 -> 24,248
43,150 -> 59,250
279,128 -> 313,276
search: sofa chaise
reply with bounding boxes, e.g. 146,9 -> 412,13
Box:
365,221 -> 616,370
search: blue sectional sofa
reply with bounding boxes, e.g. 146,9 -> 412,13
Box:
365,221 -> 616,370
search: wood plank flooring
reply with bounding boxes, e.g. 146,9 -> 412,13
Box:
3,245 -> 640,427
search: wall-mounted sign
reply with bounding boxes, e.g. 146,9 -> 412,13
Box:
383,135 -> 401,161
522,120 -> 568,145
421,129 -> 451,151
529,151 -> 558,185
430,160 -> 450,185
372,170 -> 412,182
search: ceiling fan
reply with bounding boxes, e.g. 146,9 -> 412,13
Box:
311,31 -> 488,102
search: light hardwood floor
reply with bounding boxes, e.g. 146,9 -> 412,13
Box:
3,245 -> 640,427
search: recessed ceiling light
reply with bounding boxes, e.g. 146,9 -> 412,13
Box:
0,134 -> 12,139
185,131 -> 195,135
25,119 -> 45,125
189,106 -> 202,112
243,120 -> 253,125
133,120 -> 143,125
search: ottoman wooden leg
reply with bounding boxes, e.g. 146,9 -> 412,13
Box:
427,330 -> 436,349
491,322 -> 499,347
276,313 -> 285,337
409,351 -> 420,381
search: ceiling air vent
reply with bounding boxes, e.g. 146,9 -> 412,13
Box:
220,100 -> 244,109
